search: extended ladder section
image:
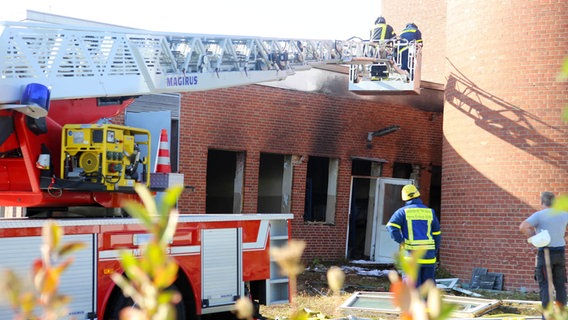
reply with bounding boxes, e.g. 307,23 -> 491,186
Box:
0,21 -> 422,106
0,21 -> 349,104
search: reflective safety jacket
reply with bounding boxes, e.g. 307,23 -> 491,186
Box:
386,198 -> 441,264
370,23 -> 396,41
399,26 -> 423,53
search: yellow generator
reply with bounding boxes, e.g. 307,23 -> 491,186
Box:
61,124 -> 151,191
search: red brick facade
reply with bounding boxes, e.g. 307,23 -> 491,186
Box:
384,0 -> 568,291
176,85 -> 443,261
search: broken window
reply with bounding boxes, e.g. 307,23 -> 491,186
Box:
339,291 -> 501,318
257,153 -> 292,213
205,149 -> 244,214
392,162 -> 413,179
304,156 -> 338,224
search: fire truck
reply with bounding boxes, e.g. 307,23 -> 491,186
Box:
0,14 -> 422,320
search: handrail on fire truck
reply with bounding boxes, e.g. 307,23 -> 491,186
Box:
346,37 -> 422,94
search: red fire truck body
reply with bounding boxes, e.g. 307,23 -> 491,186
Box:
1,98 -> 136,208
0,214 -> 292,319
0,19 -> 308,318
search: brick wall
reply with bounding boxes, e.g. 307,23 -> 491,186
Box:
177,84 -> 443,261
442,0 -> 568,291
384,0 -> 568,291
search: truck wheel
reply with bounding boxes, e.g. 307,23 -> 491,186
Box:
105,293 -> 134,320
106,285 -> 187,320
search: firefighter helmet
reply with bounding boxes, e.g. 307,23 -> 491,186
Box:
406,22 -> 417,29
401,184 -> 420,201
375,16 -> 386,24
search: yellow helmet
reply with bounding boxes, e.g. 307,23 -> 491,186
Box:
401,184 -> 420,201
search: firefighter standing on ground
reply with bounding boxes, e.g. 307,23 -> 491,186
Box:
519,191 -> 568,309
387,184 -> 441,287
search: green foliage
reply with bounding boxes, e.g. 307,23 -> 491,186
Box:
544,58 -> 568,320
553,195 -> 568,213
558,57 -> 568,81
0,221 -> 85,320
111,183 -> 184,320
549,193 -> 568,319
560,56 -> 568,122
121,184 -> 182,244
393,248 -> 425,285
390,247 -> 457,320
307,258 -> 322,269
435,265 -> 455,279
542,301 -> 568,320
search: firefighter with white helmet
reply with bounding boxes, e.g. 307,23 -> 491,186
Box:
387,184 -> 441,287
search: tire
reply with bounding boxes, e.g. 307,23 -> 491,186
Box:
105,293 -> 133,320
105,285 -> 187,320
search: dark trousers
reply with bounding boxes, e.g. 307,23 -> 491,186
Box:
400,50 -> 410,72
402,264 -> 436,288
417,264 -> 436,288
536,249 -> 567,308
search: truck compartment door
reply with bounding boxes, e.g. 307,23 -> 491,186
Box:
0,234 -> 96,319
201,228 -> 242,312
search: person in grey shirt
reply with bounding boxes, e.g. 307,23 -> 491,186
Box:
520,191 -> 568,309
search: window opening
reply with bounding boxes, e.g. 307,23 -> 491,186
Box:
304,156 -> 337,223
258,153 -> 292,213
205,149 -> 244,213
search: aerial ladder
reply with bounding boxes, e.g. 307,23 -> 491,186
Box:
0,17 -> 423,320
0,19 -> 421,211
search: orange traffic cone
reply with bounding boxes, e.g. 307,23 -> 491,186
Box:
155,129 -> 171,173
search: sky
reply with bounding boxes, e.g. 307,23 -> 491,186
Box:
0,0 -> 381,40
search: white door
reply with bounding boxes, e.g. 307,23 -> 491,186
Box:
372,178 -> 413,263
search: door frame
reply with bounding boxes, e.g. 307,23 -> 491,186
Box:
371,177 -> 413,263
346,175 -> 378,260
346,176 -> 413,262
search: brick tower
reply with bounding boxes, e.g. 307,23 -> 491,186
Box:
384,0 -> 568,290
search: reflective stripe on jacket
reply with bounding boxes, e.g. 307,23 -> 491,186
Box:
399,28 -> 423,53
404,207 -> 436,250
371,23 -> 395,41
386,198 -> 441,265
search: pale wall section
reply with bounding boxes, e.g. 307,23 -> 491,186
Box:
382,0 -> 447,84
